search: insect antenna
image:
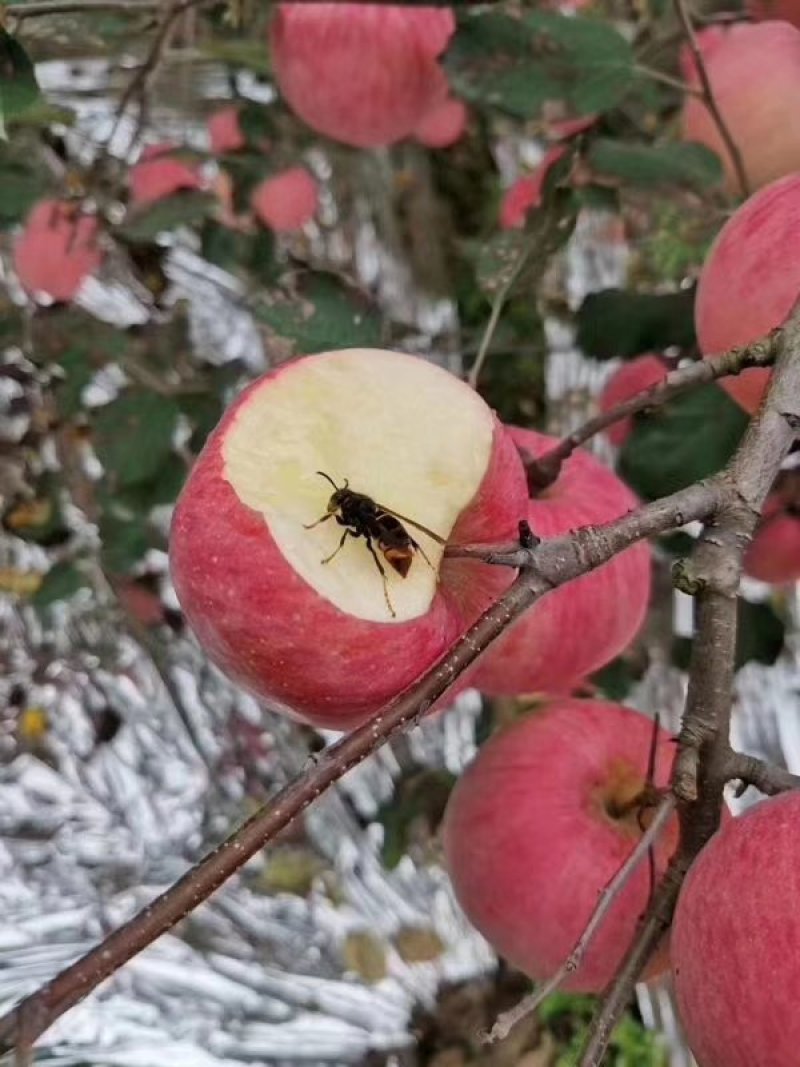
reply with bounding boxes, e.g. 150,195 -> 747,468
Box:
315,471 -> 347,491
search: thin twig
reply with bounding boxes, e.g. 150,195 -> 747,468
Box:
468,244 -> 533,390
486,793 -> 676,1045
727,753 -> 800,797
634,63 -> 702,96
674,0 -> 751,198
5,0 -> 159,18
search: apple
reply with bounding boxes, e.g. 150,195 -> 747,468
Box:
169,348 -> 529,731
251,167 -> 318,233
129,143 -> 204,205
414,96 -> 468,149
469,426 -> 651,696
208,106 -> 246,155
672,791 -> 800,1067
442,698 -> 679,990
744,476 -> 800,583
14,199 -> 103,303
499,148 -> 567,230
695,172 -> 800,413
680,22 -> 800,194
599,355 -> 669,447
747,0 -> 800,27
269,3 -> 455,148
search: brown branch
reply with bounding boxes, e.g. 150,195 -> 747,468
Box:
4,0 -> 158,18
576,302 -> 800,1066
727,753 -> 800,797
485,793 -> 676,1044
528,329 -> 780,490
674,0 -> 751,199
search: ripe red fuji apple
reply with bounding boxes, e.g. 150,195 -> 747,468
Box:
599,355 -> 669,447
744,482 -> 800,584
269,3 -> 455,148
170,348 -> 529,730
469,426 -> 651,697
14,199 -> 103,303
443,698 -> 679,989
414,97 -> 468,148
695,173 -> 800,413
129,143 -> 204,205
208,106 -> 246,155
672,791 -> 800,1067
251,167 -> 318,233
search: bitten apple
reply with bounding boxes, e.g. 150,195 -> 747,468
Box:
672,791 -> 800,1067
443,698 -> 678,989
170,349 -> 528,730
14,199 -> 103,303
599,355 -> 669,447
469,427 -> 650,696
695,173 -> 800,413
269,3 -> 455,148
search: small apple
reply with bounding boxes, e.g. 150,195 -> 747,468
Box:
414,97 -> 468,149
170,348 -> 529,731
499,148 -> 567,230
442,698 -> 678,989
469,426 -> 651,697
208,106 -> 246,155
14,199 -> 103,303
681,22 -> 800,194
599,355 -> 669,447
269,3 -> 455,148
695,172 -> 800,413
129,143 -> 204,206
672,791 -> 800,1067
251,167 -> 318,233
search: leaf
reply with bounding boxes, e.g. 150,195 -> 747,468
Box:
576,287 -> 697,360
588,139 -> 724,190
0,31 -> 40,126
342,932 -> 387,984
93,390 -> 179,489
31,561 -> 88,610
117,191 -> 216,242
99,511 -> 151,574
254,271 -> 383,354
618,383 -> 749,501
376,769 -> 455,869
393,927 -> 445,964
447,11 -> 634,118
0,158 -> 48,224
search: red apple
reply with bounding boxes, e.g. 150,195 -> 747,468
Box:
14,199 -> 103,303
129,143 -> 204,206
499,148 -> 567,230
170,348 -> 529,731
414,96 -> 468,149
681,22 -> 800,194
269,3 -> 455,148
251,167 -> 318,233
744,476 -> 800,583
208,106 -> 246,154
442,698 -> 679,990
672,791 -> 800,1067
695,173 -> 800,413
747,0 -> 800,27
469,427 -> 651,696
599,355 -> 669,447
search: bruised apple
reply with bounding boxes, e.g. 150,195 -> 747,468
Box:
170,349 -> 528,730
14,199 -> 103,303
695,173 -> 800,413
443,698 -> 678,989
470,427 -> 650,696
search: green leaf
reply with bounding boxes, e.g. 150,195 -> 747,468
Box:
117,191 -> 216,242
448,11 -> 634,118
376,770 -> 455,869
56,348 -> 95,419
0,31 -> 40,126
254,271 -> 383,354
618,383 -> 749,501
588,139 -> 724,190
576,287 -> 697,360
0,158 -> 48,224
93,390 -> 179,489
31,562 -> 88,610
735,600 -> 785,669
98,511 -> 151,574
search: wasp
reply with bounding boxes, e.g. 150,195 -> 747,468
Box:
304,471 -> 445,618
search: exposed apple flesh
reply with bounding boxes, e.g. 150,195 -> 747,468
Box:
170,348 -> 528,730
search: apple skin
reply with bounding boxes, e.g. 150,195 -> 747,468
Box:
681,22 -> 800,194
499,148 -> 567,230
470,427 -> 651,697
169,352 -> 529,731
14,199 -> 102,303
269,4 -> 455,148
208,106 -> 246,154
599,355 -> 668,447
442,698 -> 679,990
672,791 -> 800,1067
129,143 -> 204,205
414,97 -> 468,148
695,173 -> 800,413
747,0 -> 800,27
744,489 -> 800,583
251,167 -> 318,233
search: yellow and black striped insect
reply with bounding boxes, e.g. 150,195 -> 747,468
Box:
304,471 -> 445,618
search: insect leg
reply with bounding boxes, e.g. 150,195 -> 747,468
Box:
320,528 -> 353,565
411,537 -> 436,570
364,535 -> 396,618
304,512 -> 334,531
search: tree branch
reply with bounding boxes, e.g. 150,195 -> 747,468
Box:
727,753 -> 800,797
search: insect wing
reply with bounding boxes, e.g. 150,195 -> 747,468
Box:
373,503 -> 446,545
